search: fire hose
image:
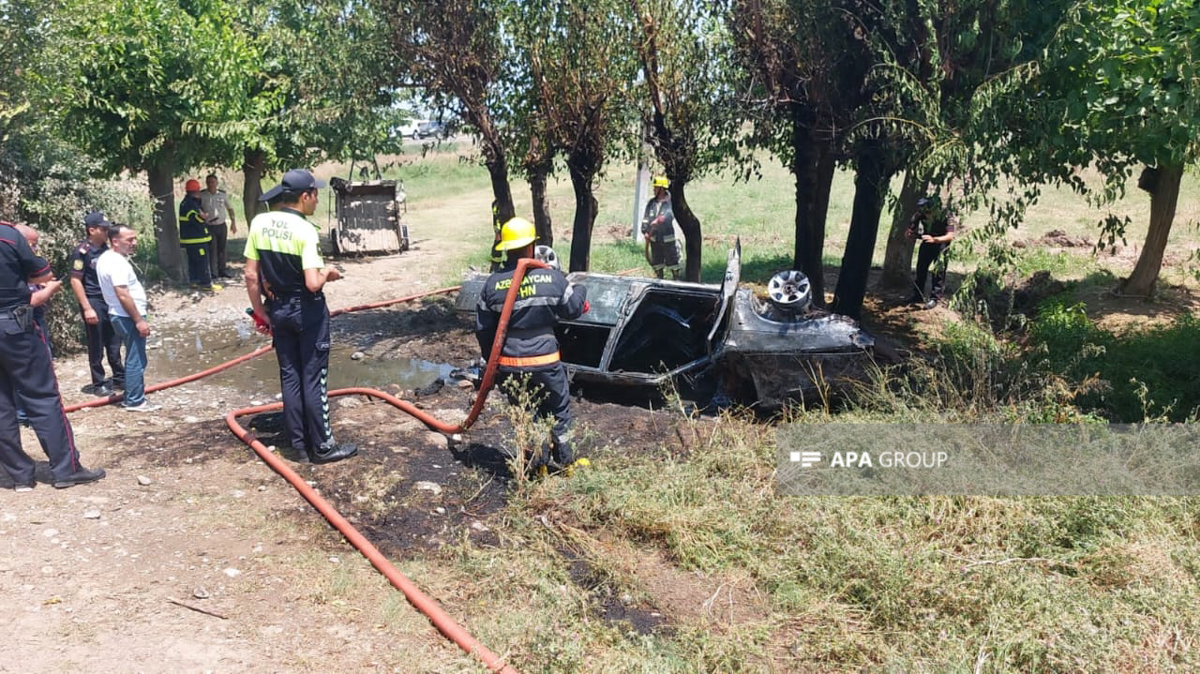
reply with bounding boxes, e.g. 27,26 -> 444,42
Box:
62,262 -> 552,673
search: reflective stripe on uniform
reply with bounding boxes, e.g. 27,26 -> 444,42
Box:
497,351 -> 560,367
180,237 -> 212,244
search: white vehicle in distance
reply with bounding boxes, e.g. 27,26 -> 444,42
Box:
394,119 -> 427,140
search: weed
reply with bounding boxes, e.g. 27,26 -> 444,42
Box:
496,373 -> 558,489
1032,304 -> 1200,421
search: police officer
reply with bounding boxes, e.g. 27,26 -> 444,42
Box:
476,217 -> 588,473
641,176 -> 681,280
69,211 -> 124,396
179,179 -> 220,291
906,195 -> 958,309
0,220 -> 104,490
243,169 -> 356,464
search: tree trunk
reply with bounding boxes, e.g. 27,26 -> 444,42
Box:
529,167 -> 553,247
242,148 -> 267,221
567,163 -> 597,272
1122,163 -> 1183,297
671,181 -> 702,282
832,142 -> 892,319
880,170 -> 923,289
790,115 -> 828,306
810,142 -> 835,306
480,129 -> 514,226
146,152 -> 183,281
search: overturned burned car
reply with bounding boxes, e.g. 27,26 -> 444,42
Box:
455,243 -> 875,410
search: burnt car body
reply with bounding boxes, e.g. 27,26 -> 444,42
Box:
455,243 -> 874,409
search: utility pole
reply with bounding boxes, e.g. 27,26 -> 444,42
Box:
631,122 -> 651,240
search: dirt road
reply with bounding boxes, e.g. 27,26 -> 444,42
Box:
0,200 -> 511,672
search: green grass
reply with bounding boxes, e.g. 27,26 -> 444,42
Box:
1031,303 -> 1200,421
413,405 -> 1200,672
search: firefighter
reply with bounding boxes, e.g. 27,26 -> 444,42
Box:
244,169 -> 357,464
488,200 -> 504,272
641,176 -> 681,279
179,179 -> 220,291
475,217 -> 589,473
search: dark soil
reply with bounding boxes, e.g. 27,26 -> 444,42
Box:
559,546 -> 673,637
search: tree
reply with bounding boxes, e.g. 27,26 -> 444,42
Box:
1008,0 -> 1200,297
630,0 -> 740,282
876,0 -> 1072,289
728,0 -> 845,306
502,8 -> 558,245
223,0 -> 401,219
524,0 -> 637,272
731,0 -> 902,317
47,0 -> 256,279
385,0 -> 517,226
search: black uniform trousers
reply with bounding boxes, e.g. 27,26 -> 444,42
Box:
498,362 -> 574,466
914,242 -> 950,300
268,294 -> 333,455
0,313 -> 81,484
207,223 -> 229,277
183,242 -> 212,286
82,294 -> 124,387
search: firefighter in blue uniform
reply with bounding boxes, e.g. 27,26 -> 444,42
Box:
475,217 -> 589,473
0,220 -> 105,490
489,200 -> 504,272
243,169 -> 357,464
179,179 -> 220,291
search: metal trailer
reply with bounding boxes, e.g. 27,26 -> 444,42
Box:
328,177 -> 410,256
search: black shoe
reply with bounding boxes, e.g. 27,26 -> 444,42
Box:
111,379 -> 125,391
923,298 -> 940,310
311,443 -> 358,464
284,447 -> 312,464
92,384 -> 114,397
53,467 -> 106,489
80,383 -> 100,395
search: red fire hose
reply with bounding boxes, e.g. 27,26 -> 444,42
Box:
226,391 -> 515,672
64,265 -> 550,672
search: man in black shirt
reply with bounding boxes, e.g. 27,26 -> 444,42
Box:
907,195 -> 958,309
0,220 -> 104,490
69,211 -> 124,396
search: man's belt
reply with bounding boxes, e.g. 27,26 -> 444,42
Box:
497,351 -> 560,367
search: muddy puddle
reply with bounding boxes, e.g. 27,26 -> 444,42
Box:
145,321 -> 454,395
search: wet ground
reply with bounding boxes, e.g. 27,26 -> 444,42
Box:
144,297 -> 472,397
116,295 -> 704,639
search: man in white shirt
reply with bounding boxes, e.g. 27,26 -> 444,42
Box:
199,174 -> 237,280
96,224 -> 159,412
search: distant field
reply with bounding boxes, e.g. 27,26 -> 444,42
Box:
297,144 -> 1200,290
